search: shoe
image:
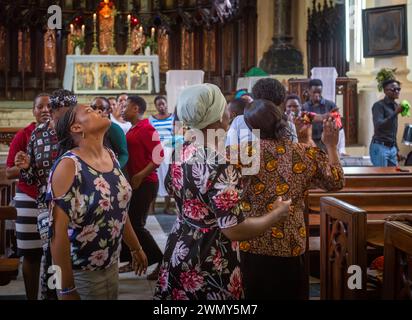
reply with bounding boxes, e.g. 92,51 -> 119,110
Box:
147,264 -> 160,280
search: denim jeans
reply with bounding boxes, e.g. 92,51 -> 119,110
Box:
369,142 -> 398,167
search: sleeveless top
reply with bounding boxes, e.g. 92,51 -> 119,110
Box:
46,149 -> 132,271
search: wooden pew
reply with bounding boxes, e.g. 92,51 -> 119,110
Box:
0,206 -> 19,286
383,221 -> 412,300
343,167 -> 412,176
308,192 -> 412,215
320,197 -> 367,299
319,197 -> 406,300
311,175 -> 412,193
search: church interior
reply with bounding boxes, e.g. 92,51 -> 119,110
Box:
0,0 -> 411,302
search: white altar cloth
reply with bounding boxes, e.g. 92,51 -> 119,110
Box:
310,67 -> 338,103
63,55 -> 160,94
166,70 -> 204,113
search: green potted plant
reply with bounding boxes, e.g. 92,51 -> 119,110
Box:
376,68 -> 397,92
72,35 -> 86,55
144,38 -> 158,55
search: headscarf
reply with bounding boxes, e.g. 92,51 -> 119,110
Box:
177,84 -> 226,130
235,89 -> 248,99
50,89 -> 77,110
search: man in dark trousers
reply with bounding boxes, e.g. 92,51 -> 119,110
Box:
370,79 -> 403,167
302,79 -> 337,150
121,95 -> 164,279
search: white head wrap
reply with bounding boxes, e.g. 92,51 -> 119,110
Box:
177,84 -> 226,129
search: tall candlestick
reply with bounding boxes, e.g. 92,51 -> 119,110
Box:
151,27 -> 155,39
91,13 -> 99,54
70,24 -> 74,34
81,25 -> 85,37
125,15 -> 133,55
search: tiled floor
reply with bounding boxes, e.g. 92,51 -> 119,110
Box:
0,214 -> 171,300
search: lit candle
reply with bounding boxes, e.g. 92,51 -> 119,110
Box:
151,27 -> 155,39
81,25 -> 85,37
70,24 -> 74,34
139,26 -> 143,34
93,13 -> 96,23
127,14 -> 131,23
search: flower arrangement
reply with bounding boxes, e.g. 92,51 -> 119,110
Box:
72,35 -> 85,50
376,68 -> 397,92
144,38 -> 158,53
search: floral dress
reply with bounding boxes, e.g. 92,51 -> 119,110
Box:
154,142 -> 245,300
46,150 -> 132,271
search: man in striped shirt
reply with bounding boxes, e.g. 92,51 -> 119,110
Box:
149,96 -> 175,216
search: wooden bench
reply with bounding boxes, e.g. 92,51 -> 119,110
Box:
310,175 -> 412,193
308,192 -> 412,215
319,197 -> 406,300
0,206 -> 19,286
343,167 -> 412,176
383,221 -> 412,300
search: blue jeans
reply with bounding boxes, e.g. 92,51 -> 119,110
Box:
369,142 -> 398,167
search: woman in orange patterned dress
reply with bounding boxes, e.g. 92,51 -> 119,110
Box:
239,99 -> 344,300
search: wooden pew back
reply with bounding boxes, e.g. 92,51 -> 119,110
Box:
320,197 -> 367,300
309,192 -> 412,214
311,176 -> 412,193
383,221 -> 412,300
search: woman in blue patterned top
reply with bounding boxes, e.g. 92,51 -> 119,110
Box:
48,104 -> 148,300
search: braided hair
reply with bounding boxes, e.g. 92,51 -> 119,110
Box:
55,105 -> 78,156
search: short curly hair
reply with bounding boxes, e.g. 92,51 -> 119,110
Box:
251,78 -> 286,106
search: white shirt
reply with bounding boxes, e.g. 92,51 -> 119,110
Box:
225,115 -> 298,147
110,115 -> 132,134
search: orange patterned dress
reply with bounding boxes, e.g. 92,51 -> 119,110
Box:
239,138 -> 344,257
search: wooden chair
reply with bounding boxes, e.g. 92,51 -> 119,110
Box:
0,206 -> 19,286
383,221 -> 412,300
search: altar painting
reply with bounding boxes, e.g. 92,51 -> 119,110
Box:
73,61 -> 151,94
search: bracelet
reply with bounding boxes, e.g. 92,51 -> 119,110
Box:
58,286 -> 77,296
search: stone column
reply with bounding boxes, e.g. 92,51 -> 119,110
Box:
259,0 -> 304,75
273,0 -> 292,44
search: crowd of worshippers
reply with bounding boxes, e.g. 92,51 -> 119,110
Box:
6,78 -> 350,300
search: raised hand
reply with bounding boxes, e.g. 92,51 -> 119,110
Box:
295,117 -> 314,146
321,117 -> 339,149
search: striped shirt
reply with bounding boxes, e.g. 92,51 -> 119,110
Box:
149,114 -> 174,144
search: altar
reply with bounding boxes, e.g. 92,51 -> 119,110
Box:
63,55 -> 160,95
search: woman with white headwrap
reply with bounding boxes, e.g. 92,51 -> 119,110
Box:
153,84 -> 291,300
